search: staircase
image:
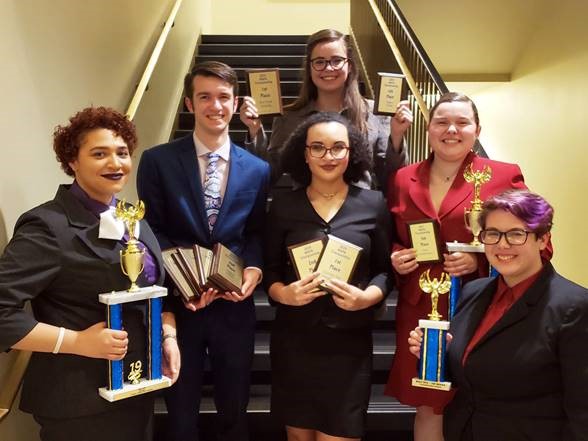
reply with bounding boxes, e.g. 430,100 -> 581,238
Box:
156,34 -> 414,441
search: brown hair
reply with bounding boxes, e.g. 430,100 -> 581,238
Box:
184,61 -> 239,100
429,92 -> 480,126
53,107 -> 137,177
288,29 -> 368,134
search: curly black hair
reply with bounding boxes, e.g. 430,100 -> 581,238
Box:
281,112 -> 371,186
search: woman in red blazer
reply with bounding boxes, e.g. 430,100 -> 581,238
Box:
384,92 -> 536,441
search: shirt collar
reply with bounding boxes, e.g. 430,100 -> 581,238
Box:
495,266 -> 544,303
69,180 -> 114,217
193,131 -> 231,161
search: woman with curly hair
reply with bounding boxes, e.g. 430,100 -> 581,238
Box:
264,112 -> 393,441
240,28 -> 412,190
0,107 -> 180,441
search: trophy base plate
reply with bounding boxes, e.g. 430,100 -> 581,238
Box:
446,242 -> 485,253
411,378 -> 452,391
98,376 -> 172,402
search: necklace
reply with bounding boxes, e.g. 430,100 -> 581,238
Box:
308,186 -> 340,200
431,167 -> 459,183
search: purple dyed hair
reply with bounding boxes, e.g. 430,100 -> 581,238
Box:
479,189 -> 554,236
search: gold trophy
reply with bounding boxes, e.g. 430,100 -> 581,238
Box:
98,199 -> 171,402
463,163 -> 492,246
411,270 -> 452,391
115,200 -> 146,292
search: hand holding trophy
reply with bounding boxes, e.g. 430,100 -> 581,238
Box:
97,200 -> 171,401
412,270 -> 452,391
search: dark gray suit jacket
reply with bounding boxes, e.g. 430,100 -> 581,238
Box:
0,185 -> 164,418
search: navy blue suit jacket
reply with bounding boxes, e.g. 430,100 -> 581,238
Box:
137,133 -> 270,276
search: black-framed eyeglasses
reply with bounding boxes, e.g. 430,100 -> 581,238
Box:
479,229 -> 534,246
310,56 -> 348,71
306,142 -> 350,159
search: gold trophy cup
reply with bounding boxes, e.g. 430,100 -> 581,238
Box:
115,200 -> 146,292
463,164 -> 492,246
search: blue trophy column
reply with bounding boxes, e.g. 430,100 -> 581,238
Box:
107,304 -> 123,390
149,297 -> 162,380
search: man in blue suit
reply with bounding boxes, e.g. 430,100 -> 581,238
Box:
137,61 -> 270,441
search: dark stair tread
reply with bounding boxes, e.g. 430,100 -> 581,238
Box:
201,35 -> 309,44
196,54 -> 305,68
200,44 -> 306,56
154,384 -> 414,415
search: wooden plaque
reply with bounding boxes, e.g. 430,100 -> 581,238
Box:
245,68 -> 283,116
287,238 -> 325,280
373,72 -> 406,116
208,243 -> 244,295
407,219 -> 442,263
315,235 -> 362,294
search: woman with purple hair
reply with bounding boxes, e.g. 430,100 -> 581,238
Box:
408,189 -> 588,440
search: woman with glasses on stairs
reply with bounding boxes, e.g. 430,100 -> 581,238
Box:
384,92 -> 552,441
0,107 -> 180,441
407,189 -> 587,441
240,28 -> 412,191
264,112 -> 393,441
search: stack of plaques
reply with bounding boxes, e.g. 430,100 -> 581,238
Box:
288,234 -> 362,295
162,244 -> 244,300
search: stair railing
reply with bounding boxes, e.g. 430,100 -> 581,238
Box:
126,0 -> 183,120
0,0 -> 183,425
350,0 -> 486,162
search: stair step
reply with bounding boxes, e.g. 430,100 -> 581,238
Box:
201,35 -> 309,44
155,384 -> 415,420
200,43 -> 306,56
196,54 -> 305,68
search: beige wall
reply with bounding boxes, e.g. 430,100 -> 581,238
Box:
209,0 -> 349,34
0,0 -> 207,438
448,0 -> 588,286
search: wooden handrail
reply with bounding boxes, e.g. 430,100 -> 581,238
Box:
126,0 -> 183,120
366,0 -> 430,123
0,351 -> 31,423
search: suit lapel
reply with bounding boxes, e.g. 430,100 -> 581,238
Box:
178,138 -> 210,238
437,151 -> 476,220
453,279 -> 497,361
408,158 -> 438,219
56,186 -> 124,264
476,265 -> 553,345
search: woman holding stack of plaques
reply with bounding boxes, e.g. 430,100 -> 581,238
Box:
408,189 -> 588,441
264,112 -> 392,441
384,92 -> 552,441
240,28 -> 412,190
0,107 -> 180,441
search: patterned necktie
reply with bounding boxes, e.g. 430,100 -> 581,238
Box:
203,152 -> 222,231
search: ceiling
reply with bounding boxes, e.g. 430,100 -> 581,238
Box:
394,0 -> 551,80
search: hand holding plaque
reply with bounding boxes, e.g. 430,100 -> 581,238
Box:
407,219 -> 441,263
246,69 -> 283,116
314,235 -> 362,295
373,72 -> 406,116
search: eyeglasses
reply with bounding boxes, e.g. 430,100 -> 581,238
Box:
306,142 -> 350,159
309,56 -> 348,71
479,229 -> 534,246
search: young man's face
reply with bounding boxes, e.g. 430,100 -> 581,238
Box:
185,75 -> 238,139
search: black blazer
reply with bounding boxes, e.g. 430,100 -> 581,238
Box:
264,186 -> 393,330
445,263 -> 588,441
0,185 -> 164,418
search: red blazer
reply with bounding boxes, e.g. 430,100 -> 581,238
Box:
387,151 -> 529,306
